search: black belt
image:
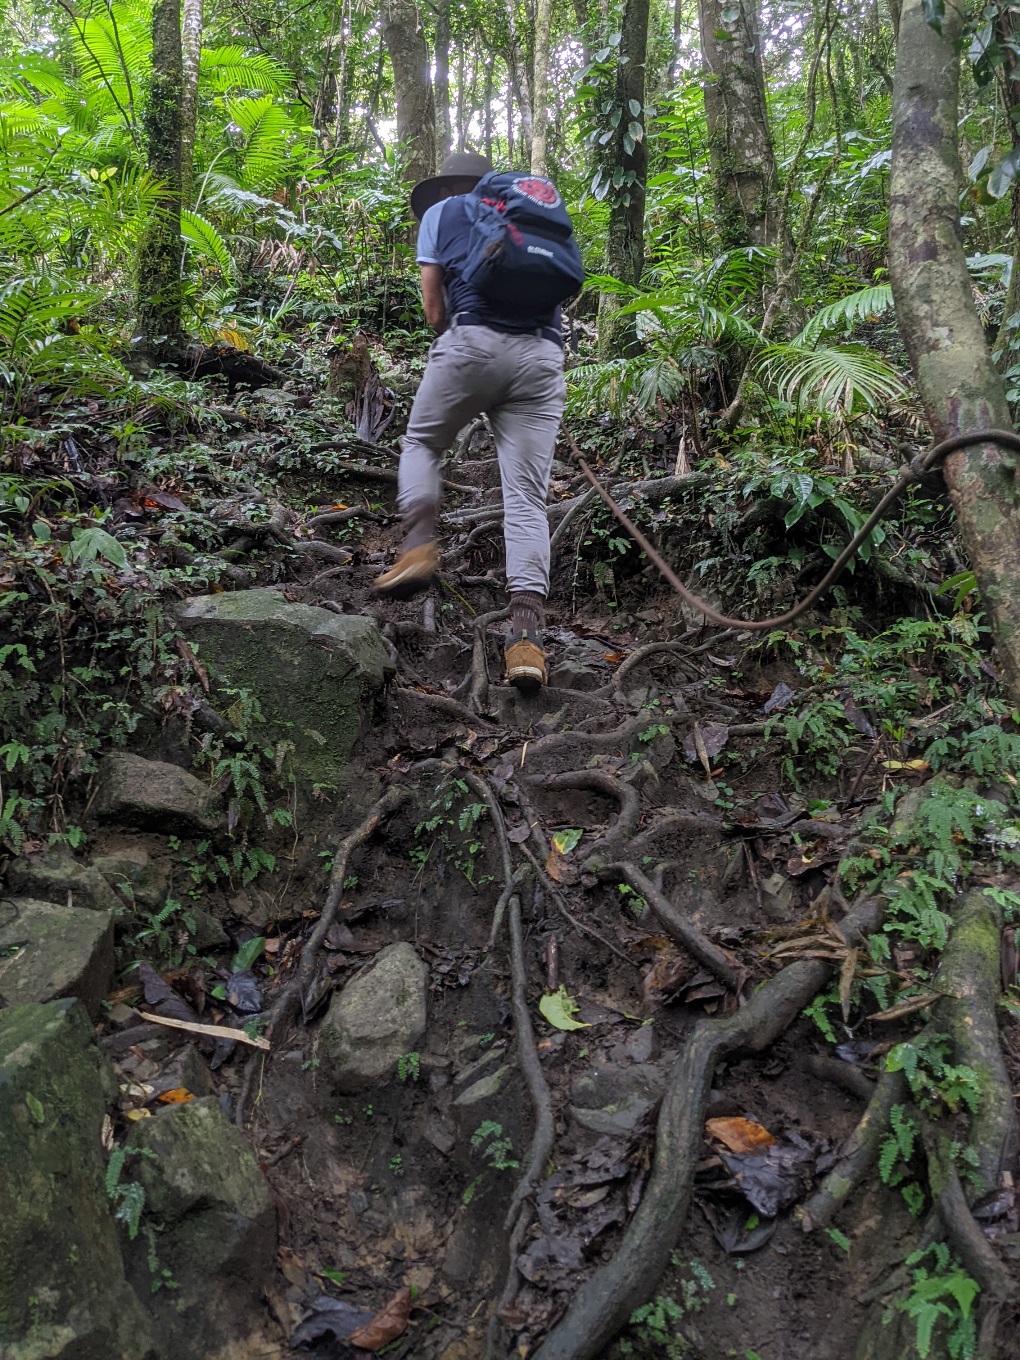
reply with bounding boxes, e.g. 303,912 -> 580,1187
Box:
454,314 -> 562,348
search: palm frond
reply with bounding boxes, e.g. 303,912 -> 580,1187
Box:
796,285 -> 895,346
200,46 -> 288,94
756,341 -> 906,413
566,354 -> 686,419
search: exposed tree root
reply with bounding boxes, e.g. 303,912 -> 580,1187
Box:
516,839 -> 639,968
530,893 -> 885,1360
526,768 -> 641,854
623,809 -> 727,861
931,889 -> 1017,1195
515,714 -> 649,771
802,1051 -> 877,1103
604,861 -> 744,992
467,607 -> 511,713
800,1068 -> 907,1229
234,784 -> 409,1127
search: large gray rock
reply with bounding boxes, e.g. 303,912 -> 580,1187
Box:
7,843 -> 120,914
0,1000 -> 153,1359
95,753 -> 221,832
125,1098 -> 276,1358
90,843 -> 169,912
176,590 -> 393,790
0,896 -> 114,1019
321,943 -> 428,1091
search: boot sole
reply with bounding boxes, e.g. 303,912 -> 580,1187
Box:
372,571 -> 436,601
507,665 -> 545,696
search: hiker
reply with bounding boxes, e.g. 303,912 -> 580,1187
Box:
372,151 -> 584,694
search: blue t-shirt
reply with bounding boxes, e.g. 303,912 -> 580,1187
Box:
415,197 -> 560,337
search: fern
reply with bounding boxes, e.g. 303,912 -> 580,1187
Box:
227,96 -> 296,190
200,46 -> 288,94
181,210 -> 236,279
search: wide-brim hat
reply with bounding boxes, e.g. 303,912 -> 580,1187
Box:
410,151 -> 493,220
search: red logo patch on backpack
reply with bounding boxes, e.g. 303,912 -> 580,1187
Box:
512,177 -> 561,208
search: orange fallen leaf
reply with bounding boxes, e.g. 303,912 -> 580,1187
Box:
347,1286 -> 412,1351
157,1088 -> 195,1105
705,1116 -> 776,1154
603,651 -> 625,664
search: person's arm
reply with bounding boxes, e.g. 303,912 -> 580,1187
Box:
420,264 -> 447,333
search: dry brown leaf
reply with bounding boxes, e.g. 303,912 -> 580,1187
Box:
839,947 -> 859,1022
156,1087 -> 195,1105
870,993 -> 938,1023
545,845 -> 564,882
706,1116 -> 776,1154
347,1286 -> 412,1351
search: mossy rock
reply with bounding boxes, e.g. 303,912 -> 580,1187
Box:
0,897 -> 114,1020
0,999 -> 153,1359
321,942 -> 428,1091
176,590 -> 393,793
7,844 -> 121,916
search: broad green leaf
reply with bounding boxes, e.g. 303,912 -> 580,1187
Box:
231,935 -> 266,972
552,828 -> 583,854
539,985 -> 590,1031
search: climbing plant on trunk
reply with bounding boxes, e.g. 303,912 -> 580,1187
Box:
889,0 -> 1020,706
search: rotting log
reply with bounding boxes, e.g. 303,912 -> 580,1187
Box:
889,0 -> 1020,704
530,894 -> 885,1360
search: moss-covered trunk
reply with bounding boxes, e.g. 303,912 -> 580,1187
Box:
889,0 -> 1020,703
698,0 -> 781,248
180,0 -> 202,206
530,0 -> 553,175
136,0 -> 185,357
382,0 -> 435,184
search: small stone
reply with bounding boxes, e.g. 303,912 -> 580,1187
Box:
95,752 -> 221,832
0,896 -> 114,1020
320,943 -> 428,1092
190,908 -> 229,951
569,1093 -> 655,1136
7,843 -> 120,914
452,1066 -> 509,1106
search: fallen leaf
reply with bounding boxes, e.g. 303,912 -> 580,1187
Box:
706,1117 -> 777,1154
348,1286 -> 412,1351
539,985 -> 590,1031
507,822 -> 532,844
552,828 -> 583,855
290,1293 -> 375,1346
762,681 -> 796,714
881,759 -> 930,772
838,948 -> 858,1022
156,1088 -> 195,1105
682,722 -> 729,769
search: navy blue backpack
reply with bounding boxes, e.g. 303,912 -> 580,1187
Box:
462,172 -> 585,317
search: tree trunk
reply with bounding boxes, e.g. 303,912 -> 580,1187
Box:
889,0 -> 1020,702
382,0 -> 435,184
179,0 -> 201,206
530,0 -> 553,175
597,0 -> 650,356
136,0 -> 185,355
434,0 -> 452,160
698,0 -> 781,248
506,0 -> 533,163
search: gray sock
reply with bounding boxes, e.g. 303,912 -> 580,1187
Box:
402,501 -> 437,551
509,591 -> 545,636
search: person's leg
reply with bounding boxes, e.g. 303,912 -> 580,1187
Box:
488,335 -> 565,688
376,329 -> 498,598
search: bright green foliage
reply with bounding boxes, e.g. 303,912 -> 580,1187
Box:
893,1244 -> 979,1360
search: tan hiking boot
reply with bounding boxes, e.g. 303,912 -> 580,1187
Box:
504,633 -> 547,695
372,543 -> 439,600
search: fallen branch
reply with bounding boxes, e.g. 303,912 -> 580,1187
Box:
138,1011 -> 269,1050
531,893 -> 885,1360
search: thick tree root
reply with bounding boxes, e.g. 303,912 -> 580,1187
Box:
800,1067 -> 907,1229
530,894 -> 885,1360
931,889 -> 1017,1195
604,861 -> 744,993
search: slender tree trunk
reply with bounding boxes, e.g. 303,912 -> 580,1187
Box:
531,0 -> 553,174
434,0 -> 452,160
597,0 -> 650,356
382,0 -> 435,183
698,0 -> 781,248
506,0 -> 533,163
889,0 -> 1020,702
136,0 -> 185,355
179,0 -> 202,206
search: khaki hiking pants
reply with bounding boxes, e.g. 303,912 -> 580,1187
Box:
397,322 -> 566,596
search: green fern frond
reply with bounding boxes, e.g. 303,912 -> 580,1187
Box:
756,341 -> 906,412
181,210 -> 236,278
796,285 -> 895,346
227,96 -> 295,189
